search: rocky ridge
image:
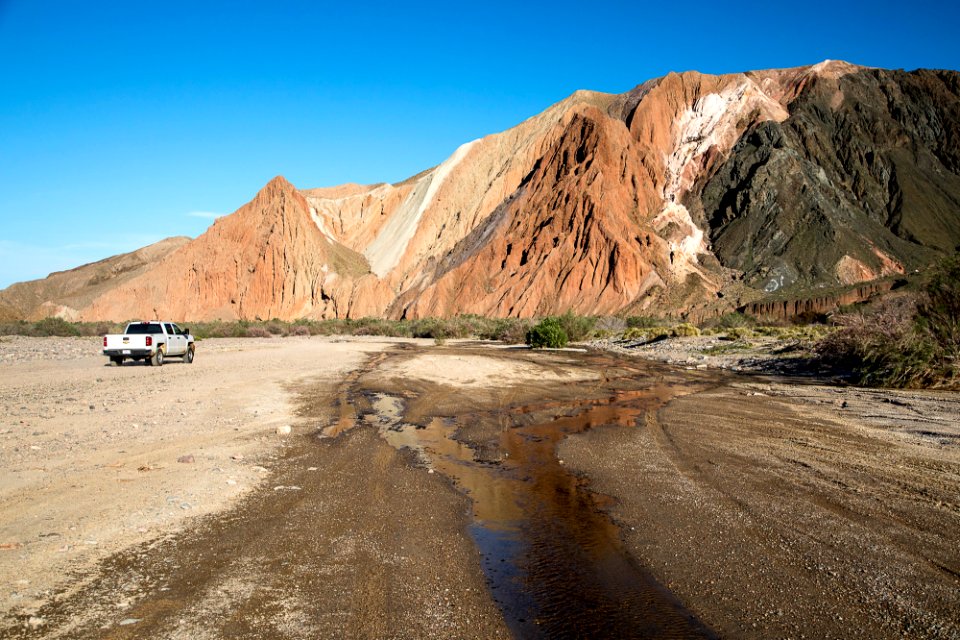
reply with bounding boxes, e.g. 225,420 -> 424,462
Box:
5,61 -> 959,321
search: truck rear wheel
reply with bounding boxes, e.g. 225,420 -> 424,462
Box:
184,346 -> 195,363
151,349 -> 164,367
110,356 -> 123,367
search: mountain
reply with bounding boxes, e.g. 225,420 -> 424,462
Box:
0,237 -> 190,321
82,177 -> 391,321
5,61 -> 960,322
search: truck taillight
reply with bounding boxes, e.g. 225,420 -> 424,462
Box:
145,336 -> 152,347
103,336 -> 107,347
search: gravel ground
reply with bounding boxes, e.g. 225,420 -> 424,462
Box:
591,334 -> 830,377
3,334 -> 957,639
566,344 -> 960,639
0,336 -> 507,639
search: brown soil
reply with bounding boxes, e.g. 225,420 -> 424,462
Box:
0,336 -> 507,638
561,378 -> 960,639
1,336 -> 957,639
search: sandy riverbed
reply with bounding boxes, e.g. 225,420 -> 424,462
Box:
0,336 -> 427,633
1,335 -> 958,639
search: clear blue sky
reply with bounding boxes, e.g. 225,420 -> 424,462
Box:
1,0 -> 958,288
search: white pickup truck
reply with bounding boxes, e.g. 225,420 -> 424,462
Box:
102,321 -> 195,367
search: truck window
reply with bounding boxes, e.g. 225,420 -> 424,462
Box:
171,324 -> 181,335
126,323 -> 164,334
163,323 -> 174,334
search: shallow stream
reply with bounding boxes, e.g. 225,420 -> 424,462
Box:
357,348 -> 715,639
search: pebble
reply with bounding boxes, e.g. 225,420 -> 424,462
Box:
276,425 -> 292,436
177,455 -> 195,464
27,616 -> 45,629
118,618 -> 141,626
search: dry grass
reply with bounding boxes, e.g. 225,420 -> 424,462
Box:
816,254 -> 960,389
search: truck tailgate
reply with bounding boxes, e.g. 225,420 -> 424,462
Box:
104,335 -> 149,350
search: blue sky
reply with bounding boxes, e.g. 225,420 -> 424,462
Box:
1,0 -> 958,288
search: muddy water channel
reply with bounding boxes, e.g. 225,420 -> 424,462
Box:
349,346 -> 717,639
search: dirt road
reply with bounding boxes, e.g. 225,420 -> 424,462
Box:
0,336 -> 505,637
1,337 -> 958,639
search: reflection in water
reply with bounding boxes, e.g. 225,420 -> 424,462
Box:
374,364 -> 713,639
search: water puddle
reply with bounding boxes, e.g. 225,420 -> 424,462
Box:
360,349 -> 715,639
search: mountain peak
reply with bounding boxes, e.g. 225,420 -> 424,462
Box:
266,175 -> 293,188
808,59 -> 864,78
249,175 -> 302,209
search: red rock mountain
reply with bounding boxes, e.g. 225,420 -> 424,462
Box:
6,61 -> 960,321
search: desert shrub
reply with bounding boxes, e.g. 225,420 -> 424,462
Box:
622,326 -> 671,341
915,253 -> 960,356
595,316 -> 626,334
671,322 -> 700,337
411,318 -> 448,339
787,324 -> 833,341
711,312 -> 756,329
483,318 -> 531,344
89,322 -> 122,336
245,326 -> 272,338
313,319 -> 346,336
0,320 -> 29,336
557,311 -> 596,342
817,255 -> 960,388
265,321 -> 285,336
203,321 -> 242,339
721,327 -> 754,341
793,310 -> 829,324
625,316 -> 662,328
448,314 -> 489,339
33,316 -> 81,337
753,325 -> 786,337
290,325 -> 311,336
526,317 -> 568,349
348,317 -> 408,337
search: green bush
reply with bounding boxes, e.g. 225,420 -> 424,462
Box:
526,317 -> 569,349
411,318 -> 448,339
480,318 -> 531,344
557,311 -> 596,342
33,317 -> 81,337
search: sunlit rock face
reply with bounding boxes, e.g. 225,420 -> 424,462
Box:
5,61 -> 958,322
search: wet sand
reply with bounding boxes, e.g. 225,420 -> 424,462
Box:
561,379 -> 960,639
1,337 -> 958,638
